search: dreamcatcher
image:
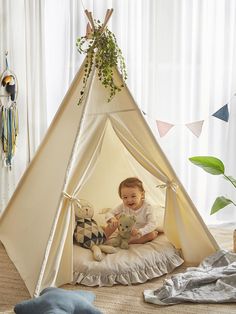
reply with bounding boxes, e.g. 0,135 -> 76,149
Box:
0,52 -> 19,168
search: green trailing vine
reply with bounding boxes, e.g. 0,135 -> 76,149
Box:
76,19 -> 127,105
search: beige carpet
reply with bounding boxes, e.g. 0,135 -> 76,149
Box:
1,227 -> 236,314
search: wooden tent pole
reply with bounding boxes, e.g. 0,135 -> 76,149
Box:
84,9 -> 95,31
100,8 -> 114,33
84,8 -> 114,35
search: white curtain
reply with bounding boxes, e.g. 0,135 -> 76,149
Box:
0,0 -> 47,211
1,0 -> 236,226
39,0 -> 236,225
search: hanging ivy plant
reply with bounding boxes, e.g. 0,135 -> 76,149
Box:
76,19 -> 127,105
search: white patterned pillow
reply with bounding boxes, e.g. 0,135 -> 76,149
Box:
74,218 -> 106,249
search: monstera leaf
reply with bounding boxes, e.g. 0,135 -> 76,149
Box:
211,196 -> 235,215
189,156 -> 236,215
189,156 -> 225,175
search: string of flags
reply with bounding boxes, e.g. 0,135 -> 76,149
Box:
0,52 -> 19,168
142,97 -> 233,138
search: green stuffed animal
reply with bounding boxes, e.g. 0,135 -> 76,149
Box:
109,214 -> 136,249
73,199 -> 117,261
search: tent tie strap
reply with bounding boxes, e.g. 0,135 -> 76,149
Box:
62,191 -> 75,200
156,180 -> 178,192
62,191 -> 81,204
62,192 -> 93,209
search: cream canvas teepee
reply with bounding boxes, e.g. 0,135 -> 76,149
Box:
0,9 -> 219,297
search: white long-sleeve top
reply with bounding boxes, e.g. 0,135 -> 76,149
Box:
105,200 -> 157,236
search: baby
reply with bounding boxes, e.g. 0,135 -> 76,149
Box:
104,177 -> 158,244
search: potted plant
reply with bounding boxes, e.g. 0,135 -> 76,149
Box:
189,156 -> 236,251
189,156 -> 236,215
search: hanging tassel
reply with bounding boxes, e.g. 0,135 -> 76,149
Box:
0,52 -> 19,168
2,107 -> 7,154
11,103 -> 19,156
6,105 -> 13,166
0,101 -> 19,168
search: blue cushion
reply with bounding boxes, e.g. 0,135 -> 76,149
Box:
14,287 -> 103,314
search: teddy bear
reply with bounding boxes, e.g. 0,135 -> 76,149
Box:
73,198 -> 117,261
109,214 -> 136,249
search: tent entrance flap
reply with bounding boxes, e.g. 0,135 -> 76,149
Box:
76,119 -> 166,214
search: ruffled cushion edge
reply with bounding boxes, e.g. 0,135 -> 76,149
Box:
73,250 -> 184,287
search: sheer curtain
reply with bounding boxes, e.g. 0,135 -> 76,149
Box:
0,0 -> 47,211
1,0 -> 236,226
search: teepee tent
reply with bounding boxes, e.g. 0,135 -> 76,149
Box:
0,9 -> 219,297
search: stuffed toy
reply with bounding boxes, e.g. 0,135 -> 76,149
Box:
109,214 -> 136,249
14,287 -> 102,314
73,199 -> 117,261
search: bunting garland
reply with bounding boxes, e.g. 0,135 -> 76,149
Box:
142,95 -> 235,138
156,120 -> 174,137
212,104 -> 229,122
0,52 -> 19,168
185,120 -> 204,138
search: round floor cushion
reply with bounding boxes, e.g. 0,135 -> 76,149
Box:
73,234 -> 184,287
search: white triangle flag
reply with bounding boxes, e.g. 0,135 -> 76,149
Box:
185,120 -> 204,137
156,120 -> 174,137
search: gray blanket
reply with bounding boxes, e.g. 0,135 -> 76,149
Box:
144,250 -> 236,305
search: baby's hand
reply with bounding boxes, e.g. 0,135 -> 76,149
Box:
131,228 -> 141,237
108,217 -> 118,228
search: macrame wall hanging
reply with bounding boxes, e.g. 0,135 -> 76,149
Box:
0,52 -> 19,168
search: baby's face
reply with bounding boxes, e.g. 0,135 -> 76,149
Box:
120,186 -> 144,210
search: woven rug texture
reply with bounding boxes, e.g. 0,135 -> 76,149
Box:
0,227 -> 236,314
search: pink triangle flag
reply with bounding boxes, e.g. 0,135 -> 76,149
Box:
185,120 -> 204,137
156,120 -> 174,137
